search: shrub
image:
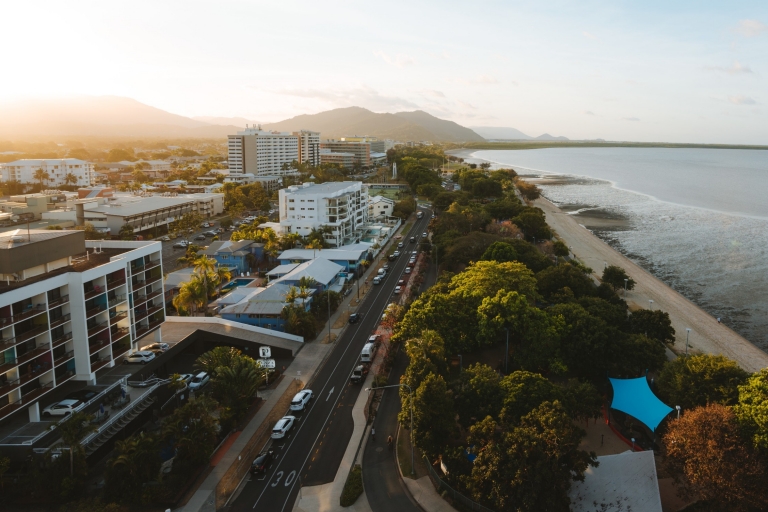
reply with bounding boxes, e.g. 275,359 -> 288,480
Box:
340,464 -> 363,507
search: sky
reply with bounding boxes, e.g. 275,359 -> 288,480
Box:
1,0 -> 767,144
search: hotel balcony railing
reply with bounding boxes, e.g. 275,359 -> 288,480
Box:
144,260 -> 161,272
146,289 -> 162,301
108,295 -> 127,308
55,370 -> 76,386
53,350 -> 75,368
146,304 -> 163,316
109,312 -> 128,325
145,274 -> 161,286
51,332 -> 73,349
135,317 -> 163,338
133,293 -> 148,307
14,324 -> 49,345
132,280 -> 146,289
18,364 -> 52,388
2,305 -> 46,326
16,344 -> 51,367
49,313 -> 71,330
112,343 -> 130,359
86,305 -> 106,319
0,380 -> 55,420
87,321 -> 109,337
107,277 -> 126,289
47,295 -> 70,308
134,309 -> 149,322
130,262 -> 145,273
0,357 -> 19,374
91,357 -> 111,372
83,286 -> 105,300
89,338 -> 110,355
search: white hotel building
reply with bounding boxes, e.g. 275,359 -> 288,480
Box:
0,159 -> 95,187
227,128 -> 320,176
0,229 -> 165,423
278,182 -> 369,247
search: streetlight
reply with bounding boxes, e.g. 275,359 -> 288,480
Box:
366,384 -> 414,475
685,328 -> 691,356
631,437 -> 635,452
624,278 -> 628,296
675,405 -> 681,419
648,300 -> 654,310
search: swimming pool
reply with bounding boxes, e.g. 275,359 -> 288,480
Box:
221,278 -> 255,293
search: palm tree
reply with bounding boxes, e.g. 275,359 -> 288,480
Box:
215,265 -> 232,297
33,168 -> 50,191
195,346 -> 243,375
284,286 -> 299,305
64,173 -> 78,188
210,357 -> 263,421
260,228 -> 281,260
172,275 -> 207,315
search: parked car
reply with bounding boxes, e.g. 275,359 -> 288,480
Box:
271,416 -> 296,439
43,399 -> 84,418
397,242 -> 404,248
382,263 -> 390,270
398,279 -> 405,286
393,251 -> 400,257
173,241 -> 189,248
204,230 -> 217,237
123,350 -> 155,365
394,285 -> 402,294
410,237 -> 416,243
201,222 -> 210,228
250,450 -> 275,475
372,276 -> 382,285
194,234 -> 206,241
422,232 -> 428,238
404,267 -> 412,274
144,342 -> 169,354
349,313 -> 361,324
188,371 -> 210,390
175,373 -> 195,389
159,236 -> 171,242
388,254 -> 396,261
290,390 -> 313,411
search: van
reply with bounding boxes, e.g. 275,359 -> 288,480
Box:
360,342 -> 377,363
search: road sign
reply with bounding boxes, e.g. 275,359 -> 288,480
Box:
257,358 -> 276,369
259,346 -> 272,358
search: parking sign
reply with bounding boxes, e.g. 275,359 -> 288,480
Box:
259,346 -> 271,358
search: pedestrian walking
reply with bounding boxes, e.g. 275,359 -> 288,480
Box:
387,435 -> 393,451
371,426 -> 375,441
717,317 -> 721,324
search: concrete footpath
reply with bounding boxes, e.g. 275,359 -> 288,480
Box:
292,372 -> 375,512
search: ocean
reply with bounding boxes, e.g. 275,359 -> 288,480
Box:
468,148 -> 768,351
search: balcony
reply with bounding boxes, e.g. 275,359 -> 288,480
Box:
0,380 -> 55,419
133,293 -> 148,307
14,324 -> 49,345
130,262 -> 145,274
91,357 -> 111,372
0,357 -> 18,374
144,260 -> 161,272
89,338 -> 110,355
146,304 -> 163,316
109,312 -> 128,325
112,343 -> 130,359
108,295 -> 127,308
56,370 -> 75,386
107,277 -> 126,289
146,289 -> 162,301
53,350 -> 74,367
48,295 -> 70,308
49,313 -> 71,329
84,286 -> 105,300
2,305 -> 46,326
86,305 -> 107,319
16,344 -> 51,367
111,327 -> 130,340
134,309 -> 149,322
87,321 -> 109,337
51,332 -> 73,349
135,317 -> 163,338
145,274 -> 161,286
132,280 -> 146,290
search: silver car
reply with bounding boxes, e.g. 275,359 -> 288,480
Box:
290,390 -> 314,411
271,416 -> 296,439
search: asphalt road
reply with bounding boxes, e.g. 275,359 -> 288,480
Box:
229,211 -> 433,512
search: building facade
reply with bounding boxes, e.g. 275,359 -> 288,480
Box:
0,159 -> 95,187
278,182 -> 369,247
227,128 -> 300,176
0,230 -> 164,422
340,136 -> 386,153
319,141 -> 371,167
368,195 -> 395,219
294,130 -> 321,167
319,150 -> 355,169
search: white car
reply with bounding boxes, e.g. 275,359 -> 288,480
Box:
394,286 -> 402,294
123,350 -> 156,365
290,390 -> 314,411
43,399 -> 84,418
397,242 -> 404,248
175,373 -> 194,389
271,415 -> 296,439
188,371 -> 210,390
404,267 -> 412,274
144,342 -> 169,353
372,276 -> 382,285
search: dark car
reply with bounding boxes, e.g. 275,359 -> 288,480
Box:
251,450 -> 274,475
64,389 -> 98,403
349,313 -> 361,324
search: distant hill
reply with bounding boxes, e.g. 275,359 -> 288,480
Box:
264,107 -> 484,142
535,133 -> 569,141
0,96 -> 239,138
193,116 -> 264,127
470,126 -> 533,140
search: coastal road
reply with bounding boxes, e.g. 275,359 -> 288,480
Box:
229,211 -> 433,512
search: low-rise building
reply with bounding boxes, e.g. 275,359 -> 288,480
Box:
319,150 -> 355,169
320,140 -> 372,167
219,284 -> 311,331
277,243 -> 372,274
203,240 -> 265,275
0,230 -> 165,423
368,195 -> 395,220
0,159 -> 95,187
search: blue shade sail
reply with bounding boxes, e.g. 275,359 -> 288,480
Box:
609,377 -> 674,432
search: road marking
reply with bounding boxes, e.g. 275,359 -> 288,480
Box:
271,471 -> 284,487
285,471 -> 296,487
327,387 -> 335,401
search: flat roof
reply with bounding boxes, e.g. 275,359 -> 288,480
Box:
90,196 -> 194,217
284,181 -> 362,196
275,258 -> 344,286
278,242 -> 371,262
0,228 -> 79,250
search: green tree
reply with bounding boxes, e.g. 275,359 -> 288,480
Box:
33,168 -> 50,190
480,241 -> 519,263
663,403 -> 767,511
64,172 -> 78,188
499,371 -> 562,424
104,432 -> 161,504
392,197 -> 417,219
552,240 -> 570,257
410,373 -> 454,457
162,396 -> 220,467
483,198 -> 524,220
118,224 -> 134,240
106,148 -> 135,162
601,265 -> 635,292
210,355 -> 263,423
657,354 -> 748,410
513,208 -> 551,240
454,363 -> 504,427
628,309 -> 676,345
516,180 -> 541,201
734,368 -> 768,450
195,346 -> 243,375
467,401 -> 596,511
536,263 -> 595,300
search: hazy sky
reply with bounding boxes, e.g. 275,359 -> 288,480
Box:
2,1 -> 767,143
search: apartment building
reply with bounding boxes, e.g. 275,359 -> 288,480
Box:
0,159 -> 95,187
319,140 -> 374,167
319,150 -> 355,169
228,128 -> 306,176
294,130 -> 321,167
368,195 -> 395,219
0,230 -> 165,422
278,182 -> 369,247
340,136 -> 386,153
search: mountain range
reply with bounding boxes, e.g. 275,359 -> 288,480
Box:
471,126 -> 569,141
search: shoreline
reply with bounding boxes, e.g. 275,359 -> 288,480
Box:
536,196 -> 768,373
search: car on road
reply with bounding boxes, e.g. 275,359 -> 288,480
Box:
398,279 -> 405,286
42,399 -> 84,418
290,390 -> 314,411
388,253 -> 396,261
201,222 -> 210,228
173,241 -> 189,249
394,285 -> 402,294
144,342 -> 170,354
250,450 -> 275,475
123,350 -> 155,365
159,236 -> 171,241
349,313 -> 361,324
422,232 -> 428,238
393,251 -> 400,257
404,267 -> 412,274
188,371 -> 210,390
382,263 -> 389,270
204,230 -> 217,237
410,237 -> 416,243
271,415 -> 296,439
397,242 -> 404,248
194,234 -> 206,241
372,276 -> 382,285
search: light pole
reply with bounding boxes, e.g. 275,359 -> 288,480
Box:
685,328 -> 691,356
675,405 -> 681,419
649,299 -> 654,310
504,327 -> 509,374
366,384 -> 414,475
631,437 -> 635,452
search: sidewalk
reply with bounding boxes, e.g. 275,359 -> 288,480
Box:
292,372 -> 374,512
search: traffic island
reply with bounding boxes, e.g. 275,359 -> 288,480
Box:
340,464 -> 364,507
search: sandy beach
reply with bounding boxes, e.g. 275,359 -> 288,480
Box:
536,196 -> 768,373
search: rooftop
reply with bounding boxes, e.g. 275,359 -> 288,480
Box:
0,228 -> 77,250
284,181 -> 363,196
89,196 -> 195,217
203,240 -> 261,256
274,258 -> 344,286
278,242 -> 372,262
1,158 -> 90,166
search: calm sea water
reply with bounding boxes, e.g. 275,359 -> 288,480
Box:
471,148 -> 768,351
